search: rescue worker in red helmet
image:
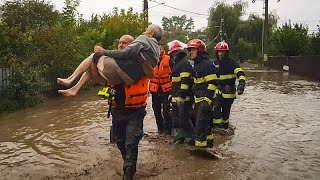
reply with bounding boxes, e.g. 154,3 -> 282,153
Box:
187,39 -> 218,148
212,41 -> 246,129
168,40 -> 194,144
149,45 -> 173,134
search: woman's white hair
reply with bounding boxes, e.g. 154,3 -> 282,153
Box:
147,24 -> 162,41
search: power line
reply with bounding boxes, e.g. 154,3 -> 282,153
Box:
149,11 -> 208,19
149,0 -> 209,17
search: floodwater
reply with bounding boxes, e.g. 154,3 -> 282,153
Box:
0,65 -> 320,180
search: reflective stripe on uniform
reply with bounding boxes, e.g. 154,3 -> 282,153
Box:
194,97 -> 212,104
213,118 -> 223,124
172,96 -> 191,102
181,84 -> 189,90
219,74 -> 236,80
195,140 -> 207,147
207,84 -> 217,91
222,119 -> 229,124
204,74 -> 218,81
239,75 -> 246,80
180,72 -> 191,78
193,77 -> 205,84
171,76 -> 181,82
206,134 -> 214,140
222,93 -> 236,98
234,68 -> 243,75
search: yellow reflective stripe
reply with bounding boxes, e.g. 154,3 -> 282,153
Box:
206,134 -> 214,140
239,75 -> 246,80
180,84 -> 189,90
219,74 -> 236,80
194,97 -> 212,104
207,84 -> 217,91
171,76 -> 181,82
222,119 -> 229,123
204,74 -> 218,81
222,93 -> 236,98
172,96 -> 191,102
195,140 -> 207,147
234,68 -> 243,75
213,118 -> 223,124
180,72 -> 191,78
204,97 -> 212,104
193,77 -> 205,84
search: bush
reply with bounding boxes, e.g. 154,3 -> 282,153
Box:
1,65 -> 45,111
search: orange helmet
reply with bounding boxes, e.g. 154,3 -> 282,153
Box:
215,41 -> 229,51
168,41 -> 184,55
187,39 -> 207,52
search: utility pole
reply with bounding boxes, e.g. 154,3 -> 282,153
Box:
264,0 -> 268,56
143,0 -> 148,22
220,18 -> 224,41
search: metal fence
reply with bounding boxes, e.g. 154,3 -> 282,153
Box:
0,67 -> 58,98
0,67 -> 12,97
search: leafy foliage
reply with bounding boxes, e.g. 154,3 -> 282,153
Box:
161,15 -> 195,44
101,7 -> 147,49
1,64 -> 45,111
270,23 -> 311,56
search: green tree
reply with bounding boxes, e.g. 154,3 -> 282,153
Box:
235,38 -> 254,62
206,1 -> 247,56
61,0 -> 80,25
0,0 -> 60,31
270,23 -> 311,56
309,24 -> 320,55
101,8 -> 147,49
161,15 -> 195,43
0,0 -> 60,67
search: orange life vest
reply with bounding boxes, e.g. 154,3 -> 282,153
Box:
111,76 -> 149,108
149,54 -> 172,93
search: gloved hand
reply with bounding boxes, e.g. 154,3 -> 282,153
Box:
237,84 -> 245,95
176,97 -> 185,107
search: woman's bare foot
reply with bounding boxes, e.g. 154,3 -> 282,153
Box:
58,89 -> 77,97
57,78 -> 73,87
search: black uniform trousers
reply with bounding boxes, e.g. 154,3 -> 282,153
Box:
213,94 -> 235,127
111,107 -> 146,179
194,101 -> 213,142
172,101 -> 194,142
151,93 -> 171,133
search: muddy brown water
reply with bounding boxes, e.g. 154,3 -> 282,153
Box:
1,66 -> 320,180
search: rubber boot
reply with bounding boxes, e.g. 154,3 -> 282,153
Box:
123,166 -> 135,180
221,122 -> 229,129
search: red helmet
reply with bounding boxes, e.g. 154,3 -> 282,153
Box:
187,39 -> 207,52
168,41 -> 184,54
215,41 -> 229,51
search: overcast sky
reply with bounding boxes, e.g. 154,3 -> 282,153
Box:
50,0 -> 319,34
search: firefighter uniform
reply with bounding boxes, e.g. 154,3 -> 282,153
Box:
171,57 -> 194,144
212,41 -> 246,129
149,51 -> 172,134
187,39 -> 218,148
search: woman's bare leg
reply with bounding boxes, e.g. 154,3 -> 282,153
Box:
58,70 -> 92,96
58,62 -> 106,97
57,53 -> 94,87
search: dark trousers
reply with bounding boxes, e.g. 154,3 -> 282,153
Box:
172,101 -> 194,141
151,93 -> 171,133
194,102 -> 213,142
111,108 -> 146,179
213,95 -> 235,127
